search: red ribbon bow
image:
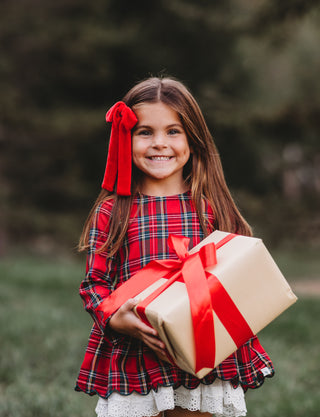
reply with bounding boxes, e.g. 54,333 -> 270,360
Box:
102,101 -> 138,196
97,234 -> 254,373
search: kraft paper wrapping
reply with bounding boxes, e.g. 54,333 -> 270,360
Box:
135,231 -> 298,379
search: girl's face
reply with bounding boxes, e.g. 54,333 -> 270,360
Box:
132,101 -> 191,196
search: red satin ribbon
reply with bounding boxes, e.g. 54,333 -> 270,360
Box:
207,274 -> 254,348
102,101 -> 138,196
97,233 -> 254,372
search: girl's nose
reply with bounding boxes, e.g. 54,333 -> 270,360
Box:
152,133 -> 168,148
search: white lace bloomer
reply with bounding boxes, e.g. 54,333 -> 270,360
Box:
95,378 -> 247,417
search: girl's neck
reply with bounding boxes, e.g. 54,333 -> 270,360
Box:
138,179 -> 189,197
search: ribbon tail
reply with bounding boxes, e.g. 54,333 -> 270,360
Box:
117,122 -> 132,195
102,123 -> 119,191
208,274 -> 254,348
96,260 -> 181,320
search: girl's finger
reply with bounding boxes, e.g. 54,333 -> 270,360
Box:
122,298 -> 138,311
141,332 -> 166,351
136,320 -> 159,337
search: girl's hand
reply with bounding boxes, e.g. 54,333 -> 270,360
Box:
109,298 -> 168,359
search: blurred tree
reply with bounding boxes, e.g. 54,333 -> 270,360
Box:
0,0 -> 319,249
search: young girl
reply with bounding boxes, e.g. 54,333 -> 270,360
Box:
75,77 -> 274,417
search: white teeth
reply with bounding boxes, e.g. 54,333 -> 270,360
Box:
150,156 -> 171,161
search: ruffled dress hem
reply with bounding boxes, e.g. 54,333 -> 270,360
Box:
75,364 -> 274,399
94,379 -> 247,417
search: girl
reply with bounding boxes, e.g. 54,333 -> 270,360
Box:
75,77 -> 274,417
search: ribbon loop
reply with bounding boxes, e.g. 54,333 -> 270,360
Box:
168,235 -> 190,260
102,101 -> 138,196
199,243 -> 217,268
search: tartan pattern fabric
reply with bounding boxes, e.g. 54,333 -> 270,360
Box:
75,191 -> 274,399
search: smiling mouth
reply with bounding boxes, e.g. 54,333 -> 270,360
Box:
147,156 -> 173,161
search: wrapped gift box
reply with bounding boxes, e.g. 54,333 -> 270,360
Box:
132,231 -> 297,378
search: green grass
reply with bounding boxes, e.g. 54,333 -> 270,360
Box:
0,256 -> 96,416
0,254 -> 319,416
270,245 -> 320,280
245,299 -> 320,417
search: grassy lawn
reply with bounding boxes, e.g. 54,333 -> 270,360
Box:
0,251 -> 319,417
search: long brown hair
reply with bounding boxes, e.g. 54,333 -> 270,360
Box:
79,77 -> 252,256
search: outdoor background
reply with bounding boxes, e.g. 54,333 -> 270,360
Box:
0,1 -> 319,416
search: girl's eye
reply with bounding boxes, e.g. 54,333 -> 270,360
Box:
168,129 -> 180,135
138,130 -> 151,136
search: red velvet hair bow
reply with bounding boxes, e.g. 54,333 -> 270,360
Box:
102,101 -> 138,195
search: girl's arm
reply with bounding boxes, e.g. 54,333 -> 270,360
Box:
79,201 -> 117,337
79,200 -> 167,357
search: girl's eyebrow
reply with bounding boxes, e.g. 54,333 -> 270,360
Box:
166,123 -> 183,128
134,124 -> 151,129
134,123 -> 183,130
132,124 -> 150,133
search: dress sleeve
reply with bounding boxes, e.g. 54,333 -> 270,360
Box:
79,199 -> 124,344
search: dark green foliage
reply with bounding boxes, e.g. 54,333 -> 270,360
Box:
0,1 -> 319,249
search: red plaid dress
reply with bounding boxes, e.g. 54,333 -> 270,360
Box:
75,191 -> 274,399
